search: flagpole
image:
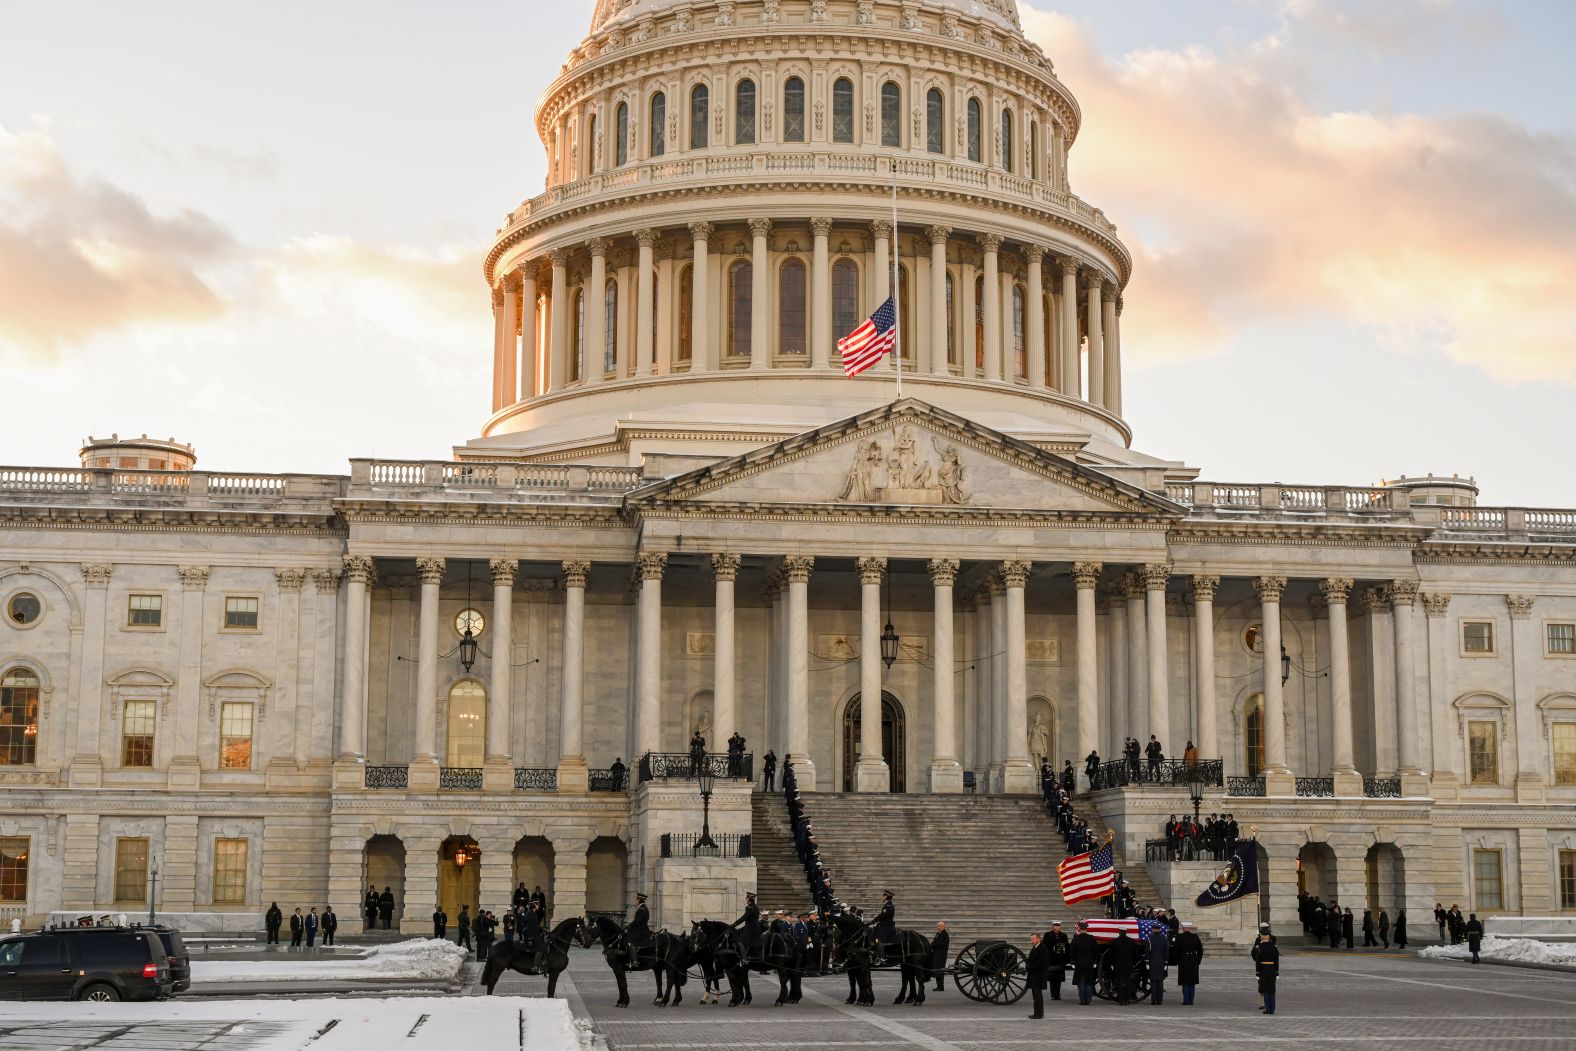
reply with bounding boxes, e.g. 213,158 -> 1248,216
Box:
891,159 -> 902,400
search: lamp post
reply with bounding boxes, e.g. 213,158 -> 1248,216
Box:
1188,769 -> 1206,861
696,764 -> 718,854
148,863 -> 159,926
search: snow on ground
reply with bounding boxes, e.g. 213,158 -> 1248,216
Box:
0,996 -> 585,1051
190,939 -> 468,984
1421,934 -> 1576,967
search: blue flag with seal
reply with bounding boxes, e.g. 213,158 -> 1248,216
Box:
1195,840 -> 1260,909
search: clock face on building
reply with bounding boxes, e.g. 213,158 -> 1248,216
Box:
454,607 -> 485,638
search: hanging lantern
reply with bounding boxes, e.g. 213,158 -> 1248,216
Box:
881,618 -> 899,669
458,628 -> 479,673
455,848 -> 468,868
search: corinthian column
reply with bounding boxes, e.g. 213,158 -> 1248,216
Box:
338,556 -> 374,771
634,552 -> 666,757
690,223 -> 714,372
1059,259 -> 1080,398
811,218 -> 832,369
485,559 -> 517,791
711,553 -> 740,749
519,268 -> 538,400
1143,562 -> 1171,750
1073,562 -> 1103,760
1025,245 -> 1046,387
410,556 -> 445,790
548,249 -> 570,392
634,228 -> 657,377
1254,576 -> 1292,792
928,558 -> 962,792
979,235 -> 1003,381
1102,282 -> 1119,409
856,557 -> 890,792
1390,580 -> 1424,792
1085,277 -> 1105,409
783,556 -> 816,790
928,227 -> 950,375
1192,575 -> 1220,762
1000,559 -> 1037,793
585,239 -> 608,385
558,560 -> 591,792
498,278 -> 520,410
749,218 -> 771,369
491,287 -> 508,411
1321,577 -> 1359,794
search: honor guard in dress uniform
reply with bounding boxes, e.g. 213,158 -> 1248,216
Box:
872,891 -> 898,962
626,892 -> 652,966
732,892 -> 763,956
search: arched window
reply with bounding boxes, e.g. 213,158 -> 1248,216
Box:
678,265 -> 693,363
880,82 -> 901,147
832,78 -> 855,143
945,272 -> 956,366
832,258 -> 860,339
650,92 -> 667,157
0,668 -> 39,766
966,98 -> 982,162
445,680 -> 486,767
728,260 -> 752,358
778,259 -> 807,355
735,79 -> 757,145
1001,108 -> 1014,172
973,275 -> 985,369
1244,694 -> 1265,777
926,88 -> 944,154
603,280 -> 618,375
1012,285 -> 1026,377
690,84 -> 710,149
615,102 -> 629,166
783,77 -> 806,142
587,114 -> 598,175
574,289 -> 586,382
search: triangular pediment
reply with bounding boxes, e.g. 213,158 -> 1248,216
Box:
626,400 -> 1184,519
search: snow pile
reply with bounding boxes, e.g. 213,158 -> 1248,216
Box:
1421,935 -> 1576,967
191,938 -> 468,984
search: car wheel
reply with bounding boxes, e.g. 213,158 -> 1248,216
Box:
80,984 -> 121,1003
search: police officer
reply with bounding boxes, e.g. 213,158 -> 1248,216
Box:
626,892 -> 652,967
732,892 -> 762,957
871,891 -> 897,964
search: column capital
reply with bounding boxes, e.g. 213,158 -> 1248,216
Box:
1021,243 -> 1046,263
275,568 -> 306,592
748,217 -> 773,238
1102,279 -> 1119,298
415,557 -> 446,584
176,565 -> 209,591
783,555 -> 815,583
1319,577 -> 1354,604
548,247 -> 572,268
1071,561 -> 1104,590
1361,585 -> 1391,614
1084,269 -> 1107,291
501,272 -> 522,295
1142,562 -> 1172,591
492,287 -> 505,309
710,552 -> 742,581
586,237 -> 610,258
870,219 -> 894,239
342,554 -> 376,585
810,217 -> 834,238
561,560 -> 591,588
1253,575 -> 1288,602
689,221 -> 715,241
1115,296 -> 1125,316
1058,257 -> 1081,278
986,571 -> 1006,598
1121,571 -> 1146,599
926,224 -> 952,246
1000,559 -> 1032,588
1190,574 -> 1221,601
77,563 -> 111,588
636,552 -> 667,582
1388,580 -> 1421,607
633,227 -> 660,248
515,264 -> 536,287
856,556 -> 886,585
1506,594 -> 1535,619
927,557 -> 960,586
1422,592 -> 1452,617
976,233 -> 1003,252
489,558 -> 519,586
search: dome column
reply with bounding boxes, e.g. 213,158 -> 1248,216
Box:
1102,282 -> 1119,410
548,248 -> 570,392
1085,274 -> 1105,409
1058,259 -> 1080,398
690,222 -> 714,372
810,218 -> 833,369
634,228 -> 658,377
490,287 -> 508,411
928,558 -> 963,793
518,268 -> 538,399
928,226 -> 951,376
1024,245 -> 1046,388
749,219 -> 771,369
978,235 -> 1003,381
586,239 -> 609,386
872,221 -> 893,364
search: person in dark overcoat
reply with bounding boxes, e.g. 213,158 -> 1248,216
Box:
365,887 -> 380,932
871,892 -> 898,960
1025,933 -> 1050,1019
1378,909 -> 1390,949
305,907 -> 319,948
1146,923 -> 1169,1004
733,892 -> 763,954
626,893 -> 652,966
931,921 -> 950,992
265,902 -> 283,945
1045,921 -> 1070,1001
379,887 -> 396,930
432,906 -> 448,940
1342,907 -> 1354,949
1255,932 -> 1280,1014
1328,907 -> 1342,950
1106,929 -> 1140,1005
456,904 -> 472,951
1175,925 -> 1204,1005
322,906 -> 338,946
1084,750 -> 1101,790
1362,909 -> 1376,947
1466,913 -> 1484,963
1070,921 -> 1100,1006
1395,909 -> 1408,949
289,907 -> 304,948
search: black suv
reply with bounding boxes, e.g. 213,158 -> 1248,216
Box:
0,927 -> 171,1002
133,926 -> 190,994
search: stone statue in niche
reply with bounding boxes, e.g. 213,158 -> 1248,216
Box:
1028,712 -> 1050,762
836,428 -> 970,506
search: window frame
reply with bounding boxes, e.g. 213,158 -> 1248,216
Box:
574,287 -> 586,383
445,679 -> 487,767
0,835 -> 27,903
1559,848 -> 1576,911
126,593 -> 164,630
727,259 -> 753,360
690,84 -> 710,150
1001,107 -> 1014,172
1552,721 -> 1576,787
0,667 -> 40,767
777,257 -> 808,358
219,700 -> 254,771
831,257 -> 860,342
1461,619 -> 1496,656
966,97 -> 982,163
783,77 -> 806,143
734,79 -> 757,145
649,92 -> 666,157
222,595 -> 260,633
213,838 -> 248,905
5,590 -> 43,629
832,78 -> 855,144
677,264 -> 693,364
880,81 -> 901,148
121,698 -> 156,768
603,279 -> 619,374
1467,719 -> 1501,785
114,837 -> 150,905
1472,847 -> 1504,912
926,88 -> 944,155
1011,283 -> 1026,377
1546,622 -> 1576,658
614,101 -> 629,167
1244,694 -> 1265,777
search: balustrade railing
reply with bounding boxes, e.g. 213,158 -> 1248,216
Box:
660,833 -> 752,859
0,468 -> 89,492
589,767 -> 630,792
1295,777 -> 1336,798
637,752 -> 754,783
207,474 -> 287,498
1363,777 -> 1402,799
1091,758 -> 1223,791
364,766 -> 409,789
1227,775 -> 1266,797
1145,839 -> 1234,864
439,767 -> 484,791
514,767 -> 558,791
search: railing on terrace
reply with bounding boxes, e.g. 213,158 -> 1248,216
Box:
364,766 -> 409,789
1164,482 -> 1406,516
1091,758 -> 1223,791
1363,777 -> 1402,799
439,767 -> 484,791
1227,776 -> 1266,797
1145,839 -> 1234,864
0,467 -> 338,504
660,833 -> 752,859
589,767 -> 630,792
637,752 -> 754,783
1295,777 -> 1336,798
514,767 -> 558,791
352,459 -> 644,496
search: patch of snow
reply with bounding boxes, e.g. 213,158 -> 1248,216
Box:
190,938 -> 468,984
1421,934 -> 1576,967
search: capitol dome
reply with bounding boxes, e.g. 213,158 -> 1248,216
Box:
469,0 -> 1137,468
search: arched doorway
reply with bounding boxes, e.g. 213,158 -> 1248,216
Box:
439,836 -> 480,921
514,837 -> 555,917
842,692 -> 906,793
363,835 -> 406,932
1297,842 -> 1338,901
1366,843 -> 1406,913
586,837 -> 627,917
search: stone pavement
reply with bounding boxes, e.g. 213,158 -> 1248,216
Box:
482,946 -> 1576,1050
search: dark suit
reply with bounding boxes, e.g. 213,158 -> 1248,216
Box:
1174,929 -> 1204,1004
1070,932 -> 1100,1005
931,929 -> 950,991
1025,941 -> 1051,1018
1044,930 -> 1070,1000
289,913 -> 303,948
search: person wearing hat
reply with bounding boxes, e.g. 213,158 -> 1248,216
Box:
1251,923 -> 1276,1011
626,892 -> 652,966
871,891 -> 897,962
732,892 -> 763,957
1045,921 -> 1070,1001
1070,920 -> 1100,1005
1174,920 -> 1204,1005
1253,927 -> 1279,1014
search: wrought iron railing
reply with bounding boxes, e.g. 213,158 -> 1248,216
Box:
589,767 -> 630,792
660,833 -> 752,859
438,767 -> 483,790
364,766 -> 408,789
1091,758 -> 1223,791
637,752 -> 754,783
1363,777 -> 1402,799
1227,775 -> 1266,797
514,767 -> 558,791
1295,777 -> 1336,798
1145,839 -> 1234,864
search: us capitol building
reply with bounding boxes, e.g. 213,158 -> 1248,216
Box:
3,0 -> 1574,937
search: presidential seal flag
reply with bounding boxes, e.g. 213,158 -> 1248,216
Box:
1195,839 -> 1260,908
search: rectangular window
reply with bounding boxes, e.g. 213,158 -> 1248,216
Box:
0,836 -> 27,903
122,699 -> 155,768
219,702 -> 254,770
114,837 -> 149,904
1554,723 -> 1576,786
1549,623 -> 1576,655
1560,850 -> 1576,911
1468,720 -> 1499,785
1462,620 -> 1495,654
213,838 -> 247,904
224,596 -> 259,630
127,594 -> 162,628
1472,848 -> 1503,911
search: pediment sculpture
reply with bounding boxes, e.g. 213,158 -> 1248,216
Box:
837,426 -> 970,505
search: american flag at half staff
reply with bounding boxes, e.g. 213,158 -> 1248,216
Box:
1057,839 -> 1116,905
837,295 -> 897,377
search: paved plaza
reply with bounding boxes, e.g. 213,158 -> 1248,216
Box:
485,946 -> 1576,1051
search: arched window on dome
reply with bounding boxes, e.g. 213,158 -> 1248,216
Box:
832,258 -> 860,340
574,288 -> 586,383
783,77 -> 806,143
966,98 -> 982,163
677,265 -> 693,363
650,92 -> 667,157
926,88 -> 945,155
735,79 -> 757,145
691,84 -> 710,149
881,82 -> 901,148
973,274 -> 985,369
1001,108 -> 1014,173
728,260 -> 752,359
1012,284 -> 1026,378
603,280 -> 618,375
778,258 -> 807,356
945,272 -> 956,367
615,102 -> 629,167
587,113 -> 598,176
832,78 -> 855,144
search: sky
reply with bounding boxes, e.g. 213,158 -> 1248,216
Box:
1,0 -> 1573,505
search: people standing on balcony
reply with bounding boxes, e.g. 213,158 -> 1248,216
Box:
763,750 -> 778,791
1183,740 -> 1199,768
1084,749 -> 1101,790
609,757 -> 627,788
1145,736 -> 1165,780
1125,738 -> 1141,780
689,729 -> 706,776
727,732 -> 746,777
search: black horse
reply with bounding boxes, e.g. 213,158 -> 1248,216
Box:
689,921 -> 746,1005
824,912 -> 876,1005
586,914 -> 689,1007
691,919 -> 800,1006
887,928 -> 934,1006
480,916 -> 591,997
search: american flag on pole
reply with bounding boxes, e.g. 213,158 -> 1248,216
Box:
837,296 -> 897,377
1057,843 -> 1116,906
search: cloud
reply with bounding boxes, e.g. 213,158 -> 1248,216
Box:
1022,7 -> 1576,383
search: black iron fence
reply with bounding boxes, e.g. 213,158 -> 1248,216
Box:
1091,758 -> 1223,791
638,752 -> 754,783
1227,775 -> 1266,797
439,767 -> 483,790
660,833 -> 752,858
1145,839 -> 1235,864
364,765 -> 408,789
1295,777 -> 1335,798
514,767 -> 558,791
1363,777 -> 1402,798
589,767 -> 630,791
